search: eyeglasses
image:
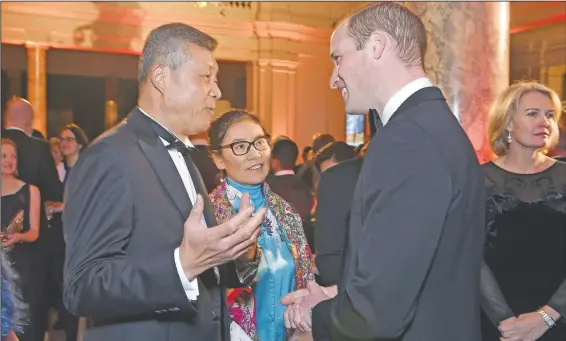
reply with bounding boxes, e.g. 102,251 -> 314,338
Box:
58,137 -> 76,143
217,135 -> 271,156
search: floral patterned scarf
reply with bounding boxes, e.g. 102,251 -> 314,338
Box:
210,181 -> 314,341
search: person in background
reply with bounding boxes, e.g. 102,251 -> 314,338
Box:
2,98 -> 63,341
58,124 -> 89,186
296,134 -> 335,192
49,138 -> 65,183
208,109 -> 314,341
31,130 -> 45,140
294,146 -> 312,174
1,138 -> 41,341
481,82 -> 565,341
190,132 -> 221,193
314,141 -> 357,173
268,138 -> 314,220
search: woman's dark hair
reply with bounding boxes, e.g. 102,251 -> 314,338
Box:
208,109 -> 266,152
61,123 -> 89,154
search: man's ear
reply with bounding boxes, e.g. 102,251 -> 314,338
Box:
368,31 -> 386,61
150,64 -> 167,95
211,152 -> 225,170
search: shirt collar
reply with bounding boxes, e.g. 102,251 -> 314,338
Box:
5,127 -> 29,136
381,78 -> 433,125
137,106 -> 194,148
274,170 -> 295,176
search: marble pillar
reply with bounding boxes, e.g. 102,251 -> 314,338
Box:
26,43 -> 49,136
256,59 -> 299,140
408,2 -> 510,163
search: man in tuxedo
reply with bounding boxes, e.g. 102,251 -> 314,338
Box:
3,98 -> 64,341
63,23 -> 265,341
282,3 -> 485,340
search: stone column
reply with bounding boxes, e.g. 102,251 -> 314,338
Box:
26,42 -> 49,136
408,2 -> 510,163
256,59 -> 299,140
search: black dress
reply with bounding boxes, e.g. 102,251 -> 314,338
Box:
481,161 -> 566,341
2,184 -> 43,341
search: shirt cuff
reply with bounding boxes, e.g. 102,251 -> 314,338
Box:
174,247 -> 199,301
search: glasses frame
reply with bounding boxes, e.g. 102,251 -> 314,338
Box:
216,134 -> 271,156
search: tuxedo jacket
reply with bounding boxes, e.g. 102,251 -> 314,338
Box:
63,108 -> 250,341
312,87 -> 485,341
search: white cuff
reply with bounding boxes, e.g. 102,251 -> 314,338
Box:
174,247 -> 199,301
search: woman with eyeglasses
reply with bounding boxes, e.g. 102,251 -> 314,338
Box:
58,124 -> 89,186
208,110 -> 314,341
50,123 -> 88,341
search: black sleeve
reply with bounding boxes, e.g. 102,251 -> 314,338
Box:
316,122 -> 452,339
63,142 -> 195,318
548,279 -> 566,322
479,262 -> 515,325
38,141 -> 63,202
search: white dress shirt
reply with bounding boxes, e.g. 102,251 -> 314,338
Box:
381,78 -> 433,125
138,108 -> 201,301
273,169 -> 295,176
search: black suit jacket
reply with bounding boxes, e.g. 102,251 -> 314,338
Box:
2,128 -> 63,231
312,87 -> 485,341
315,158 -> 363,286
63,109 -> 252,341
266,173 -> 314,221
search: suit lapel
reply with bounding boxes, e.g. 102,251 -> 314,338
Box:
126,109 -> 193,219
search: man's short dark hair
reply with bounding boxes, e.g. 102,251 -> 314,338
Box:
312,133 -> 335,153
272,139 -> 299,170
138,23 -> 218,83
347,2 -> 427,67
315,141 -> 357,169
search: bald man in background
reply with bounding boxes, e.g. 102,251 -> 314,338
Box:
3,97 -> 64,341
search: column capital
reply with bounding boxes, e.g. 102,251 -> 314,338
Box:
24,41 -> 50,50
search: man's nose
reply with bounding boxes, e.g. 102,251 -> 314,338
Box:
211,82 -> 222,100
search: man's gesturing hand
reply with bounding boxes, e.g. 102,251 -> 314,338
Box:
179,193 -> 265,280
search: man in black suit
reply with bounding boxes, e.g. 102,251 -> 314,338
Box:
190,132 -> 221,193
3,98 -> 64,341
267,138 -> 314,221
314,157 -> 362,287
282,3 -> 485,340
63,23 -> 265,341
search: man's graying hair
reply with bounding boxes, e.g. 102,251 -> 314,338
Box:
138,23 -> 218,83
347,2 -> 427,67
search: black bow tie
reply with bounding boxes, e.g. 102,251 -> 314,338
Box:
166,140 -> 194,156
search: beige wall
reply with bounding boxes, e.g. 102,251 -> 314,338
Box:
1,1 -> 367,151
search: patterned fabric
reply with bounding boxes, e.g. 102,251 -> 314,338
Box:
1,251 -> 26,338
210,181 -> 314,341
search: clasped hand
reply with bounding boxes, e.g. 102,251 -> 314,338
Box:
499,312 -> 550,341
281,280 -> 337,332
178,193 -> 266,280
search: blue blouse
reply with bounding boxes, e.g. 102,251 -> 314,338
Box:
226,178 -> 296,341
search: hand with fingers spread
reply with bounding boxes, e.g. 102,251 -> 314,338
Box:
179,192 -> 266,280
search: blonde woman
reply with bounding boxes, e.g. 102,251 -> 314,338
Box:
481,82 -> 566,341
